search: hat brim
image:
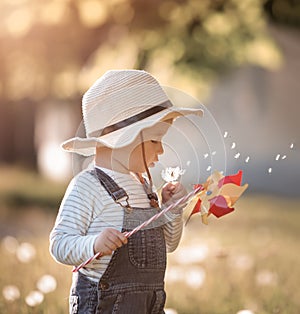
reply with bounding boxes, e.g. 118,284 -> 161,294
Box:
61,107 -> 203,156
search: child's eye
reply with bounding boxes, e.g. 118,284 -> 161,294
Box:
151,140 -> 159,144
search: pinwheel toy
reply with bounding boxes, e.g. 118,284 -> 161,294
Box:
186,170 -> 248,225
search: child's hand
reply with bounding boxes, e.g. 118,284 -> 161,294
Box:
161,182 -> 187,204
93,228 -> 128,256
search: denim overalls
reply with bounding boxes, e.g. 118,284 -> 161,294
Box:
70,168 -> 167,314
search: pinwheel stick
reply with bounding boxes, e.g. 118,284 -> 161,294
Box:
72,186 -> 203,273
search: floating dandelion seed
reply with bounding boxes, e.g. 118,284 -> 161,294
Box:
203,153 -> 209,159
206,165 -> 211,171
275,154 -> 280,161
2,285 -> 20,302
186,160 -> 191,166
211,151 -> 216,156
281,155 -> 287,160
231,142 -> 236,149
290,143 -> 294,149
223,131 -> 228,138
37,275 -> 57,294
25,291 -> 44,307
234,153 -> 241,159
16,242 -> 36,263
245,156 -> 250,163
161,167 -> 185,183
236,310 -> 255,314
268,168 -> 272,174
1,236 -> 19,254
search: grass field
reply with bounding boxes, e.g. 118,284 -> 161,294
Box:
0,168 -> 299,313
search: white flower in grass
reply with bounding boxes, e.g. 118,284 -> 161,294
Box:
37,275 -> 57,293
16,242 -> 36,263
25,291 -> 44,307
161,167 -> 185,183
2,285 -> 20,302
237,310 -> 255,314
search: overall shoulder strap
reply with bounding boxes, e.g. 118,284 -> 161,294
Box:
94,168 -> 128,204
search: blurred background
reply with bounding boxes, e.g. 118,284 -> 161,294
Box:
0,0 -> 299,313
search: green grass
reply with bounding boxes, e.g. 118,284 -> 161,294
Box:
0,193 -> 300,313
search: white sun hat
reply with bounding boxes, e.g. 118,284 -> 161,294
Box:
61,69 -> 203,156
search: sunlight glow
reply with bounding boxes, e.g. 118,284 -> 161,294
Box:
77,0 -> 108,28
4,8 -> 33,37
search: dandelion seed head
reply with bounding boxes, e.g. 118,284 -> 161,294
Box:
237,310 -> 255,314
165,309 -> 178,314
165,266 -> 184,282
16,242 -> 36,263
25,291 -> 44,307
2,285 -> 20,302
174,245 -> 209,265
1,236 -> 19,254
230,254 -> 254,271
184,267 -> 206,288
161,167 -> 185,183
37,275 -> 57,294
255,270 -> 278,286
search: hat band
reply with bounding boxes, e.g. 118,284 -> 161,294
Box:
89,100 -> 172,137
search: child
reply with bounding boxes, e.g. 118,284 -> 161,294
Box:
49,70 -> 203,314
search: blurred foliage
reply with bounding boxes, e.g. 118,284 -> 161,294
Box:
0,0 -> 290,103
264,0 -> 300,27
0,166 -> 66,209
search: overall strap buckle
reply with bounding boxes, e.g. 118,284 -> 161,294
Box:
94,168 -> 132,211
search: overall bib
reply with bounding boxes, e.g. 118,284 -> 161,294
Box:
70,168 -> 167,314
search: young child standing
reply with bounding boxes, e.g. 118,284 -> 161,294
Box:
49,70 -> 202,314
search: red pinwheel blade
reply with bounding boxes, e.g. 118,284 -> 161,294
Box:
191,199 -> 201,216
218,170 -> 243,188
209,195 -> 235,218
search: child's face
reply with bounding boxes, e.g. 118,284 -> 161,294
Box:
129,139 -> 164,172
111,120 -> 171,173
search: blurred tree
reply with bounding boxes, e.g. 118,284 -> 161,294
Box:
0,0 -> 298,168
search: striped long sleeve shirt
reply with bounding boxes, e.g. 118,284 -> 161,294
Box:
49,167 -> 183,282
